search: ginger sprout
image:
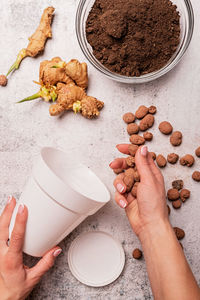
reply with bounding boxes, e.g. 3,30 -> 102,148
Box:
73,101 -> 82,113
18,85 -> 57,103
6,49 -> 27,76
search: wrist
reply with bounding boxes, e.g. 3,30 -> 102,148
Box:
138,218 -> 173,246
2,290 -> 22,300
2,294 -> 14,300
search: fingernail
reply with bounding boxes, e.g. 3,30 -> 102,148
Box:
117,183 -> 125,193
141,145 -> 148,156
53,249 -> 62,257
109,162 -> 114,168
7,195 -> 13,204
17,203 -> 24,214
119,199 -> 127,208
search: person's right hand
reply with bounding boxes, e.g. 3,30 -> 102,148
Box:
109,145 -> 169,239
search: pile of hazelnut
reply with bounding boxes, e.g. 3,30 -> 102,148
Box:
167,180 -> 190,210
158,121 -> 200,181
120,106 -> 156,200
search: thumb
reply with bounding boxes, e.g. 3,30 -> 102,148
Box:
28,247 -> 62,282
135,146 -> 154,184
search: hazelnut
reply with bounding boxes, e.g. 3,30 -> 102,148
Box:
0,74 -> 7,86
172,199 -> 182,209
173,227 -> 185,240
125,168 -> 135,177
127,123 -> 139,135
128,144 -> 139,156
143,132 -> 153,141
180,154 -> 194,167
172,180 -> 183,191
113,169 -> 124,175
130,135 -> 145,145
123,112 -> 135,124
180,189 -> 190,202
148,105 -> 157,114
167,189 -> 179,201
126,156 -> 135,168
159,121 -> 173,135
132,248 -> 142,259
131,186 -> 137,197
124,175 -> 134,192
192,171 -> 200,182
167,153 -> 179,164
134,182 -> 139,188
131,183 -> 139,197
135,105 -> 148,119
170,131 -> 182,146
195,147 -> 200,158
133,169 -> 140,182
149,152 -> 156,160
156,154 -> 167,168
167,204 -> 171,215
139,114 -> 154,131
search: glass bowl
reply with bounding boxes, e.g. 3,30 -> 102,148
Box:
76,0 -> 194,84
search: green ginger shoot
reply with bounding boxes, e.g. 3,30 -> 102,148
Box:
6,49 -> 27,76
17,85 -> 57,103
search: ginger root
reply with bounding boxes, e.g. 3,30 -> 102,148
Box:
50,58 -> 88,89
6,7 -> 55,77
49,83 -> 104,119
65,59 -> 88,89
40,57 -> 74,86
81,96 -> 104,119
18,57 -> 104,119
26,7 -> 55,57
49,83 -> 84,115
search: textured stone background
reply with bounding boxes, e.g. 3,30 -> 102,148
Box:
0,0 -> 200,299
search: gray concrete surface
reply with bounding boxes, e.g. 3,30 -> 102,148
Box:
0,0 -> 200,299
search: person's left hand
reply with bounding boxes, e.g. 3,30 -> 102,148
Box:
0,196 -> 62,300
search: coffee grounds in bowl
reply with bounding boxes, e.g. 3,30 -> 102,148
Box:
86,0 -> 180,77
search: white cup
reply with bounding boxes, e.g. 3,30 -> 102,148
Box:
9,147 -> 110,257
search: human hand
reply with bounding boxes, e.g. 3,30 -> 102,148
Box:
110,145 -> 169,239
0,196 -> 62,300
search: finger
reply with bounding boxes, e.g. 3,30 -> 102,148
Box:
125,197 -> 139,221
8,204 -> 28,259
147,153 -> 164,184
28,247 -> 62,282
115,191 -> 128,208
0,196 -> 16,242
126,192 -> 136,204
113,173 -> 126,194
110,158 -> 128,170
116,144 -> 130,155
135,146 -> 155,184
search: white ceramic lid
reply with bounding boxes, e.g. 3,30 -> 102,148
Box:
68,231 -> 125,287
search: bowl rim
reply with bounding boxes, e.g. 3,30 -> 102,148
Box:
75,0 -> 194,84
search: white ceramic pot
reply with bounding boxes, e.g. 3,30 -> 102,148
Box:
9,147 -> 110,257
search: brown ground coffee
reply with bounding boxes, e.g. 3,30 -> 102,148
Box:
86,0 -> 180,77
